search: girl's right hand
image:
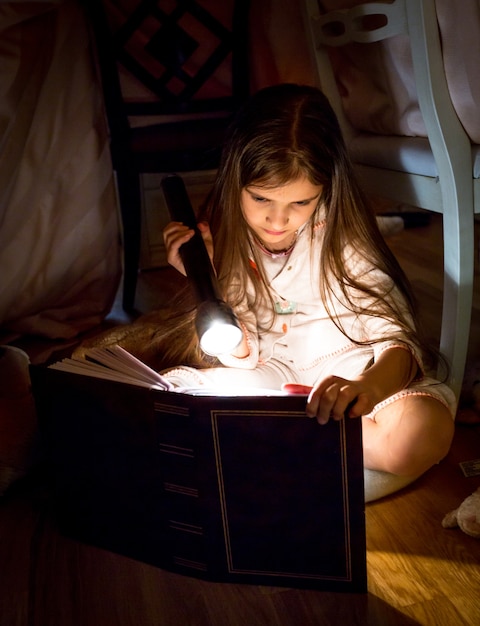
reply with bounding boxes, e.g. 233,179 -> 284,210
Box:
163,221 -> 214,275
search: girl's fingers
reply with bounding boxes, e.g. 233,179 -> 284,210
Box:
286,377 -> 370,424
314,381 -> 340,424
197,222 -> 214,262
162,222 -> 195,274
307,378 -> 362,425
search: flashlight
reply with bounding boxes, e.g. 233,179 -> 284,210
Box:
161,175 -> 243,356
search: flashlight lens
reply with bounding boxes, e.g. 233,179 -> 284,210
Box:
199,321 -> 243,356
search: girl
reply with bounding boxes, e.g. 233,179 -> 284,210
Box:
163,84 -> 455,480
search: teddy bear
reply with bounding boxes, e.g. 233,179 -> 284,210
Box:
442,487 -> 480,538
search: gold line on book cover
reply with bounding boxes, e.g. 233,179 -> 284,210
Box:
169,520 -> 204,535
159,443 -> 195,458
173,557 -> 208,572
210,409 -> 354,582
163,483 -> 199,498
154,401 -> 189,417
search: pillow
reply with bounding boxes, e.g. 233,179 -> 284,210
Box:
319,0 -> 480,143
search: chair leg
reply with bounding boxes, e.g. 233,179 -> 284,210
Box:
115,168 -> 142,312
439,207 -> 475,401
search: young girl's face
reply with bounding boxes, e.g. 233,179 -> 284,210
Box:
240,176 -> 323,252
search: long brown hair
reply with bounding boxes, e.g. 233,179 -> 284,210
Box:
201,84 -> 434,360
160,84 -> 439,372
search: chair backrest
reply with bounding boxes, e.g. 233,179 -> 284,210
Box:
305,1 -> 410,143
302,0 -> 473,214
91,0 -> 250,122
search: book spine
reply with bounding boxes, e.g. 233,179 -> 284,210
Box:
154,400 -> 209,574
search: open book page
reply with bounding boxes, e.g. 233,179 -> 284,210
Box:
49,346 -> 173,390
179,387 -> 289,396
48,346 -> 291,396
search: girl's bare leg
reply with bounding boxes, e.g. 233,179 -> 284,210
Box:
361,396 -> 454,476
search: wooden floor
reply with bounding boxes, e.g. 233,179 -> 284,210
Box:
1,211 -> 480,625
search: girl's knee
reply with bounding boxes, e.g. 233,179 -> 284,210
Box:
365,397 -> 454,476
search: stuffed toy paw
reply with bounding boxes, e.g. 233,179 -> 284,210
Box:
442,487 -> 480,538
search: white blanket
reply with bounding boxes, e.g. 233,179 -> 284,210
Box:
0,0 -> 121,341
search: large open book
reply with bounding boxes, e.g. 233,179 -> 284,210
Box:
31,349 -> 366,592
49,345 -> 289,396
48,345 -> 177,389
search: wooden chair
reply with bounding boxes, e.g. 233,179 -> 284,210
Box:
85,0 -> 250,311
302,0 -> 480,399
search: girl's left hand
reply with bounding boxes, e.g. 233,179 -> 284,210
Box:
285,348 -> 416,424
304,376 -> 377,425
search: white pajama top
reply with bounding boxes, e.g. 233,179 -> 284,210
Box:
166,224 -> 456,418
